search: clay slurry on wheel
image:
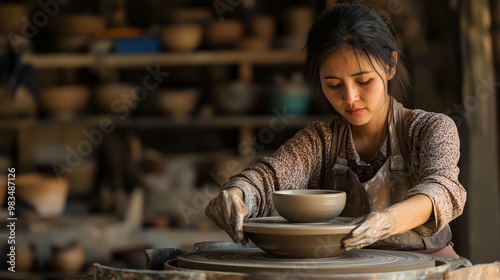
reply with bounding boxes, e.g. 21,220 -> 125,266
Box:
176,248 -> 436,274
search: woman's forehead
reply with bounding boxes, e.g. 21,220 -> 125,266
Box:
320,48 -> 377,75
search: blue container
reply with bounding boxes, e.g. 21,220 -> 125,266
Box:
273,90 -> 310,116
114,38 -> 161,54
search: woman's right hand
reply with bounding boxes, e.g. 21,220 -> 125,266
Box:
205,187 -> 249,245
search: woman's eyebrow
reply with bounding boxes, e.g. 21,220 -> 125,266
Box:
321,71 -> 373,79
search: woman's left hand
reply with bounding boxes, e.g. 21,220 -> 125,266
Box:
342,210 -> 395,251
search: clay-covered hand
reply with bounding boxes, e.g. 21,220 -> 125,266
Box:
342,210 -> 395,251
205,187 -> 249,245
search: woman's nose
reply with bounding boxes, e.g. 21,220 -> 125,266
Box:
343,86 -> 359,105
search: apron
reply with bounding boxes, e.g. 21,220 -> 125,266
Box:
325,97 -> 453,253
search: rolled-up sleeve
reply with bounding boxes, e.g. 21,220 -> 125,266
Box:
406,113 -> 467,236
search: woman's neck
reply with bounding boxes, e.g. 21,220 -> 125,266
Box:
350,97 -> 390,161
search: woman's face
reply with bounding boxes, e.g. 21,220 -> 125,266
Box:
319,48 -> 395,127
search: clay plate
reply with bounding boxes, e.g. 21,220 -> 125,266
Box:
243,216 -> 356,258
176,248 -> 436,274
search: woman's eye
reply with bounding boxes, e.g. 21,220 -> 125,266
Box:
358,79 -> 372,86
327,84 -> 341,89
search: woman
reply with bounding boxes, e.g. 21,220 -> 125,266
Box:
206,0 -> 467,260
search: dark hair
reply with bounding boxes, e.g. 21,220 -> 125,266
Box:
305,0 -> 410,113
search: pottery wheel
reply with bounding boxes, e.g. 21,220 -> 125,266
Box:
176,248 -> 436,274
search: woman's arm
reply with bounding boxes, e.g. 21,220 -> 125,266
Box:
225,121 -> 334,218
406,112 -> 466,236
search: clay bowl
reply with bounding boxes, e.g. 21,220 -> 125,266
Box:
250,15 -> 276,40
153,88 -> 199,119
205,20 -> 244,48
273,189 -> 346,223
38,85 -> 90,119
16,173 -> 69,217
94,83 -> 138,114
50,241 -> 85,273
244,216 -> 356,258
161,24 -> 203,52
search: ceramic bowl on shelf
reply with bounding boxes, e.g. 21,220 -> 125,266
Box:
250,15 -> 276,40
243,216 -> 356,258
153,88 -> 200,119
205,20 -> 244,48
273,189 -> 346,223
94,83 -> 138,114
38,85 -> 90,119
16,173 -> 69,217
212,81 -> 257,115
50,241 -> 85,273
161,24 -> 203,52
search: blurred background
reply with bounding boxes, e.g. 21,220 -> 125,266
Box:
0,0 -> 498,279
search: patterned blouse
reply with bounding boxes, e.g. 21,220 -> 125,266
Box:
224,109 -> 467,236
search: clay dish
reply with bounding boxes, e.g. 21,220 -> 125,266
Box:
94,83 -> 137,114
154,88 -> 199,119
161,24 -> 203,52
205,20 -> 244,48
245,216 -> 356,258
38,85 -> 90,119
273,189 -> 346,223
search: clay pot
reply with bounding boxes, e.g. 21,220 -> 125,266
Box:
205,20 -> 244,48
16,173 -> 69,217
161,24 -> 203,52
49,14 -> 106,36
50,241 -> 85,273
94,83 -> 138,114
273,190 -> 346,223
0,4 -> 29,33
38,85 -> 90,119
152,88 -> 199,119
283,7 -> 315,39
250,15 -> 276,40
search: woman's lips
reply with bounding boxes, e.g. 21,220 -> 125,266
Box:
346,108 -> 364,116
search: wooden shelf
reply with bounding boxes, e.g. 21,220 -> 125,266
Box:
0,115 -> 331,129
21,50 -> 305,69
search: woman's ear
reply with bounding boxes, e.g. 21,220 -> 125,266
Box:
388,51 -> 398,80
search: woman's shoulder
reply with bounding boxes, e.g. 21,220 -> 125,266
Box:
405,108 -> 459,139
